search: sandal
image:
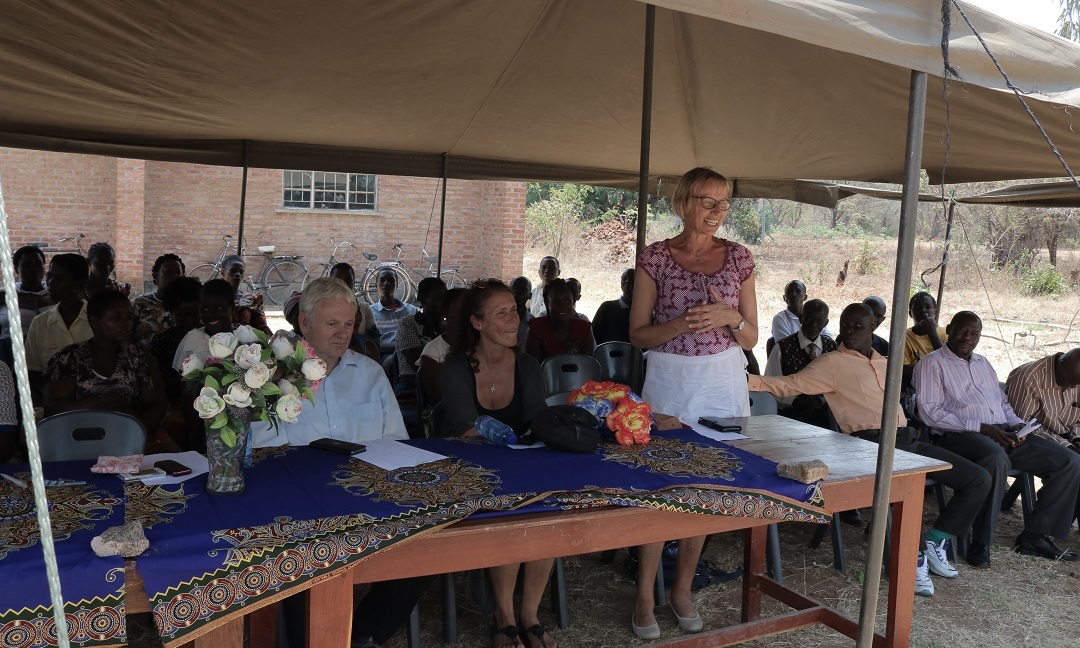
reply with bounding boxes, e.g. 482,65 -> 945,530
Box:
520,623 -> 556,648
493,624 -> 521,648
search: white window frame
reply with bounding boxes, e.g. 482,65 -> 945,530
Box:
282,170 -> 378,211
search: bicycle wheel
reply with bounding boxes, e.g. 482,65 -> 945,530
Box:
441,270 -> 468,289
187,263 -> 219,283
302,263 -> 329,290
262,260 -> 307,305
360,265 -> 412,305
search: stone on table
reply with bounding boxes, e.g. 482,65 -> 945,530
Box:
91,521 -> 149,558
776,459 -> 829,484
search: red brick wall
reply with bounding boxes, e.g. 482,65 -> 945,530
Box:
1,148 -> 527,293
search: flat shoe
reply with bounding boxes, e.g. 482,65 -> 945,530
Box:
671,604 -> 703,632
631,614 -> 661,640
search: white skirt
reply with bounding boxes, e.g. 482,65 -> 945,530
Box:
642,347 -> 750,422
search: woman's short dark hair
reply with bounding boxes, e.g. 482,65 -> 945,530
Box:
201,278 -> 236,305
446,279 -> 513,372
542,278 -> 572,313
87,289 -> 131,319
49,253 -> 89,282
152,253 -> 186,275
162,276 -> 203,312
13,245 -> 45,268
416,277 -> 447,304
87,241 -> 115,261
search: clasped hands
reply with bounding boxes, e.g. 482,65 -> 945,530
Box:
979,423 -> 1027,449
682,286 -> 742,334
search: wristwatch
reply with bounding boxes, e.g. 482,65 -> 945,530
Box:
733,319 -> 745,332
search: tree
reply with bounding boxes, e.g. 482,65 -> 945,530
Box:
1059,0 -> 1080,41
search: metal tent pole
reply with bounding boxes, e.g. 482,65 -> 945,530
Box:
934,201 -> 956,319
635,4 -> 655,256
437,153 -> 448,276
856,69 -> 927,648
236,139 -> 250,250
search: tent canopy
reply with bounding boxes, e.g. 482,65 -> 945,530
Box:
1,0 -> 1079,187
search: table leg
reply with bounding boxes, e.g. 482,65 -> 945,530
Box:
885,473 -> 925,648
247,601 -> 279,648
741,525 -> 767,623
307,571 -> 354,648
187,615 -> 243,648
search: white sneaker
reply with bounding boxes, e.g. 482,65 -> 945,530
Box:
924,538 -> 959,579
915,554 -> 935,597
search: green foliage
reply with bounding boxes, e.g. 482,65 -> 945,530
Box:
852,240 -> 886,275
724,200 -> 763,244
526,184 -> 587,257
1059,0 -> 1080,41
769,221 -> 871,239
1022,265 -> 1067,297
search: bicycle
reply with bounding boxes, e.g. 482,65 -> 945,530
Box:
301,237 -> 360,291
29,233 -> 88,256
357,243 -> 468,305
187,235 -> 307,306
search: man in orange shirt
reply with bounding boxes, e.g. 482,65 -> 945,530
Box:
749,303 -> 991,594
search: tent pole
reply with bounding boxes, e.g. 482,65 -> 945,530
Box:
236,139 -> 250,250
855,69 -> 927,648
438,153 -> 448,276
635,4 -> 655,256
934,201 -> 956,319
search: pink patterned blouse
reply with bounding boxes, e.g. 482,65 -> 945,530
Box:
638,239 -> 755,356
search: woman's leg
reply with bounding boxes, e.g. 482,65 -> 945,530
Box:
669,536 -> 706,619
634,542 -> 664,627
489,563 -> 523,647
519,558 -> 556,647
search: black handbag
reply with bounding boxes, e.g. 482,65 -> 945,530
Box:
530,405 -> 601,453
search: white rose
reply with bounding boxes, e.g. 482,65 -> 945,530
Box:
269,335 -> 295,361
180,354 -> 204,377
276,393 -> 303,424
222,382 -> 253,408
234,324 -> 260,344
301,358 -> 327,382
208,332 -> 239,359
277,379 -> 300,396
233,343 -> 262,370
244,362 -> 271,389
193,386 -> 226,419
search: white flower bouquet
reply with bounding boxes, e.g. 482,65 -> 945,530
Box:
182,325 -> 327,447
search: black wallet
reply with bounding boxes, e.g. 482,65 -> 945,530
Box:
310,438 -> 367,455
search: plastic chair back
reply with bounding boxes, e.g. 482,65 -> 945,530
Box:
37,410 -> 147,462
545,391 -> 575,407
593,342 -> 644,392
540,354 -> 602,395
748,391 -> 778,416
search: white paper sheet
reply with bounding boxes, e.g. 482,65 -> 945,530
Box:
353,438 -> 446,470
139,451 -> 210,485
688,422 -> 748,442
1015,418 -> 1042,439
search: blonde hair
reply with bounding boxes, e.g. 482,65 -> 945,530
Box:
671,167 -> 731,220
299,277 -> 356,320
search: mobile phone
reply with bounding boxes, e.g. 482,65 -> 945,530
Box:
155,460 -> 192,476
118,467 -> 165,481
698,417 -> 743,432
310,438 -> 367,455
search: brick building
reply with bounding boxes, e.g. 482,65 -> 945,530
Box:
0,148 -> 527,293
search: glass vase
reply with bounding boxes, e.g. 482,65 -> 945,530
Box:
205,406 -> 251,495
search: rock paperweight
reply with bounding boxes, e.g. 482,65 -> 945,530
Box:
776,459 -> 829,484
91,521 -> 149,558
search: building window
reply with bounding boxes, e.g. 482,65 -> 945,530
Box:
282,171 -> 377,211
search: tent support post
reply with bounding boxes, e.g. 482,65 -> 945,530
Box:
856,69 -> 927,648
635,3 -> 655,256
934,201 -> 956,319
236,139 -> 250,249
438,153 -> 448,276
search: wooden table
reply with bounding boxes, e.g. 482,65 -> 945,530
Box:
171,416 -> 947,648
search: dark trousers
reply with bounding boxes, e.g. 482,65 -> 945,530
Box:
857,428 -> 991,539
938,431 -> 1080,543
283,575 -> 435,646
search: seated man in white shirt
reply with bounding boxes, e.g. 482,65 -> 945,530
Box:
252,278 -> 417,648
769,280 -> 833,353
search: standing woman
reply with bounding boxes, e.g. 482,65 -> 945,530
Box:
627,167 -> 758,638
440,280 -> 555,648
85,242 -> 131,298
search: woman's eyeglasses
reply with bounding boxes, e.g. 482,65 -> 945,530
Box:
692,195 -> 731,211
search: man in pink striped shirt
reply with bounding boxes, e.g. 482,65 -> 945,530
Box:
915,311 -> 1080,566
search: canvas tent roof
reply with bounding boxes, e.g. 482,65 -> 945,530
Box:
0,0 -> 1079,187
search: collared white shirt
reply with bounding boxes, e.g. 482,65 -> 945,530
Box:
528,284 -> 547,318
770,309 -> 834,343
252,349 -> 407,447
24,302 -> 92,372
172,328 -> 212,372
370,299 -> 417,350
914,344 -> 1023,434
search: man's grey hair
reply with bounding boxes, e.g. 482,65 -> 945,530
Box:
299,277 -> 356,320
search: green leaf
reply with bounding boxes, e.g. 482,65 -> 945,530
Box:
211,413 -> 229,429
203,366 -> 224,377
221,373 -> 238,386
254,329 -> 269,344
204,375 -> 220,391
261,383 -> 282,397
261,348 -> 273,362
302,387 -> 315,404
221,428 -> 237,448
260,410 -> 270,422
222,359 -> 236,373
